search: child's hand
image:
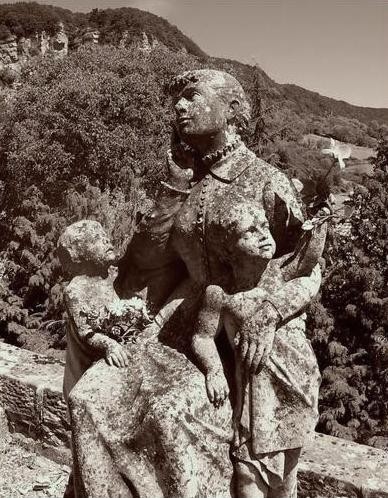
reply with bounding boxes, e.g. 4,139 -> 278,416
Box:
106,342 -> 129,368
205,370 -> 229,408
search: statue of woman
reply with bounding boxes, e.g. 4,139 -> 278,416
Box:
67,69 -> 323,498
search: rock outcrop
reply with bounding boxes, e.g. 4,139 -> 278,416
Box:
50,23 -> 69,59
0,23 -> 69,76
81,27 -> 100,46
0,35 -> 18,69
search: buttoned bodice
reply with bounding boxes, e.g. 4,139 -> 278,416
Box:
172,144 -> 304,293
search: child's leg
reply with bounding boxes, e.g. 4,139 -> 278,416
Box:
267,448 -> 300,498
234,462 -> 268,498
267,471 -> 297,498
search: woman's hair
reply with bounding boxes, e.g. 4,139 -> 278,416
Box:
169,69 -> 251,135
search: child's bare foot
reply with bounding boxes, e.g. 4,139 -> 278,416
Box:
106,343 -> 129,368
205,370 -> 229,408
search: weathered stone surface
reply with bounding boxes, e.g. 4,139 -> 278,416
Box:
57,219 -> 116,275
0,35 -> 18,69
300,432 -> 388,497
0,406 -> 11,452
51,22 -> 69,58
17,36 -> 32,59
0,433 -> 71,498
81,28 -> 100,45
0,22 -> 68,74
0,343 -> 69,450
1,344 -> 388,496
40,31 -> 50,55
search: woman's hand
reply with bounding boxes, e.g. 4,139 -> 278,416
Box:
237,301 -> 280,374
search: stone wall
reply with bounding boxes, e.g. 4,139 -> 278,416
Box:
0,343 -> 387,497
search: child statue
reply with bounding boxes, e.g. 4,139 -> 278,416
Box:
57,220 -> 149,402
191,201 -> 326,497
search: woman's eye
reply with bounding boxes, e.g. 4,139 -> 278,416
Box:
187,90 -> 200,100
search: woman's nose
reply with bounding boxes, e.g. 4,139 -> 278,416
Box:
175,98 -> 187,114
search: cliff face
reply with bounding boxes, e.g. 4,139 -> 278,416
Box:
0,36 -> 18,67
0,23 -> 69,73
0,23 -> 167,75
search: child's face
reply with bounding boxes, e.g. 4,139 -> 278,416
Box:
58,221 -> 117,277
235,208 -> 276,259
93,232 -> 117,267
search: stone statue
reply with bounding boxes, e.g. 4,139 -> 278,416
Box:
57,220 -> 132,401
65,69 -> 325,498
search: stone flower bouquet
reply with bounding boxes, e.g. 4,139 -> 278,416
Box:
82,297 -> 152,344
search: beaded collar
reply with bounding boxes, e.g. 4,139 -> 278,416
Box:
179,138 -> 242,167
202,138 -> 242,167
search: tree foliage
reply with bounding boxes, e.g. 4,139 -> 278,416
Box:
307,139 -> 388,444
0,44 -> 201,352
86,7 -> 205,56
0,2 -> 82,40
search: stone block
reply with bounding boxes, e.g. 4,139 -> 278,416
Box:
0,343 -> 69,450
0,406 -> 11,452
300,432 -> 388,497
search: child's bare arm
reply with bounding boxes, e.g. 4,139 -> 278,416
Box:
88,334 -> 129,368
192,285 -> 224,372
192,285 -> 229,406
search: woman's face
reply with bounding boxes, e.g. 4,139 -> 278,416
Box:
174,82 -> 229,138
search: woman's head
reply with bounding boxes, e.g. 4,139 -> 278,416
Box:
169,69 -> 251,140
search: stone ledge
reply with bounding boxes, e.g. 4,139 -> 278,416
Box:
300,433 -> 388,497
1,343 -> 388,497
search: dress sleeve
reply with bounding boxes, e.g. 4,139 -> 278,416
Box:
263,170 -> 304,257
64,286 -> 116,355
64,288 -> 95,344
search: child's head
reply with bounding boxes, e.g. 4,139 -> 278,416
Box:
57,220 -> 116,277
229,203 -> 276,260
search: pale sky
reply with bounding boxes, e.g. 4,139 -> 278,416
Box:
1,0 -> 387,108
